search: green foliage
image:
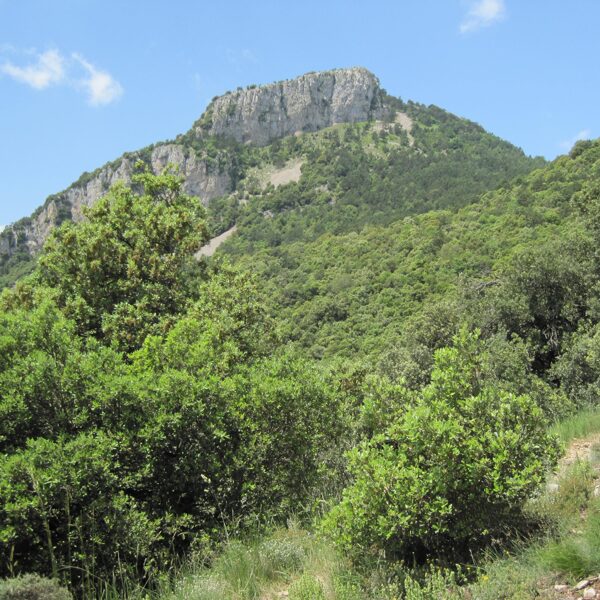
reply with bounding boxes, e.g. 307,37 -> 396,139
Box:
0,288 -> 340,587
0,433 -> 161,590
220,110 -> 541,252
219,139 -> 600,368
323,331 -> 560,561
540,496 -> 600,579
0,294 -> 84,452
0,173 -> 342,595
165,527 -> 346,600
549,460 -> 595,520
550,324 -> 600,408
37,166 -> 208,352
402,569 -> 458,600
5,92 -> 600,599
288,574 -> 326,600
0,252 -> 36,290
550,409 -> 600,444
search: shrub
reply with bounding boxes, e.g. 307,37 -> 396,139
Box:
0,574 -> 72,600
324,331 -> 561,561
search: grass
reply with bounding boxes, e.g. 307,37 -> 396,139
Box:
161,523 -> 363,600
532,459 -> 596,525
550,408 -> 600,444
539,500 -> 600,579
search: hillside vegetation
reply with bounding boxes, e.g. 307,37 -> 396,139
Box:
3,86 -> 600,599
224,138 -> 595,365
0,93 -> 542,290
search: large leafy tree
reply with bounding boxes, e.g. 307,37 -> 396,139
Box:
0,170 -> 342,590
37,166 -> 208,352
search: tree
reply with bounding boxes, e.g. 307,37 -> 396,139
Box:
37,166 -> 208,352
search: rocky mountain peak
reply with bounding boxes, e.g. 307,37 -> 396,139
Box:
195,67 -> 386,145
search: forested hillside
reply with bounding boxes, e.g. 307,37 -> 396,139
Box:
3,71 -> 600,600
0,73 -> 543,290
206,97 -> 544,243
223,138 -> 595,363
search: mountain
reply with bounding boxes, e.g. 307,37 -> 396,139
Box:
0,67 -> 544,288
4,65 -> 600,599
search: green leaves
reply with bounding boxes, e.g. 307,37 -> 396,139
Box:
323,331 -> 560,561
37,167 -> 208,352
0,192 -> 340,590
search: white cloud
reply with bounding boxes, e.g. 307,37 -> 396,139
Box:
0,49 -> 65,89
72,53 -> 123,106
559,129 -> 592,152
460,0 -> 506,34
0,47 -> 123,107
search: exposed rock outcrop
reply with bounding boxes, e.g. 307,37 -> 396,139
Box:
150,144 -> 231,201
3,67 -> 385,256
7,144 -> 233,255
197,67 -> 386,145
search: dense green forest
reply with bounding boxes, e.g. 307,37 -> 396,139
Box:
224,137 -> 594,364
3,117 -> 600,597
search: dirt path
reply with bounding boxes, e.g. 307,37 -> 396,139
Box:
195,225 -> 237,258
560,433 -> 600,468
544,431 -> 600,599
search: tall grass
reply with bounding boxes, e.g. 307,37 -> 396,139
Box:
550,408 -> 600,444
540,504 -> 600,579
161,524 -> 362,600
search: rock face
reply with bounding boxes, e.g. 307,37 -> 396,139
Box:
198,67 -> 386,145
62,158 -> 135,223
150,144 -> 232,202
3,67 -> 385,256
7,145 -> 233,255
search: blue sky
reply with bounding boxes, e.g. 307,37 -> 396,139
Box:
1,0 -> 599,225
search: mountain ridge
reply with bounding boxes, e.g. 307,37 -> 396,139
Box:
0,67 -> 543,288
1,67 -> 384,255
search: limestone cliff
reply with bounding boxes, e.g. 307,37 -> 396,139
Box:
2,67 -> 385,256
196,67 -> 385,145
2,145 -> 233,255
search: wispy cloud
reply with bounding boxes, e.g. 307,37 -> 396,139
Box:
0,48 -> 123,106
1,49 -> 65,89
225,48 -> 258,68
460,0 -> 506,34
72,53 -> 123,106
559,129 -> 592,152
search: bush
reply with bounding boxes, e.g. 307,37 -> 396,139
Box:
0,575 -> 72,600
324,331 -> 561,561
